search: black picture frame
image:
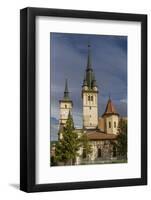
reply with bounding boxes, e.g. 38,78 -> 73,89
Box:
20,7 -> 147,192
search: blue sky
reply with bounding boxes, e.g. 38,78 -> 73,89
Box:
50,32 -> 127,134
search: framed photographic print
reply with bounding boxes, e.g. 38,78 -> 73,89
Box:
20,7 -> 147,192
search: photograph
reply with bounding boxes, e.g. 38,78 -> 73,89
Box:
20,7 -> 147,192
50,32 -> 128,166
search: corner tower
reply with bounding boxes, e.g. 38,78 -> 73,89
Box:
82,44 -> 98,129
59,79 -> 73,126
102,97 -> 119,135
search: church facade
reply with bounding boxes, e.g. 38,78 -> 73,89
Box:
57,45 -> 124,165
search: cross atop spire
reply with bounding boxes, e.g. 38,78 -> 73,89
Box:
64,79 -> 70,100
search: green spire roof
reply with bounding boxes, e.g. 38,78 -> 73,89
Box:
82,73 -> 88,87
92,72 -> 97,87
64,79 -> 70,100
83,44 -> 97,89
87,44 -> 92,70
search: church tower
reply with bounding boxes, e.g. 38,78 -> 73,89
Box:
59,79 -> 73,127
102,96 -> 119,135
82,44 -> 98,129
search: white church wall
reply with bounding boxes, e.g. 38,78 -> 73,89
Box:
59,101 -> 72,125
83,92 -> 98,129
105,115 -> 119,135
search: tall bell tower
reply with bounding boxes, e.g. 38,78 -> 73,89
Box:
82,44 -> 98,129
59,79 -> 73,127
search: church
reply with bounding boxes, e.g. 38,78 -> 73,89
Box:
58,45 -> 123,165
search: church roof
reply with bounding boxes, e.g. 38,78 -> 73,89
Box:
64,79 -> 69,99
61,79 -> 72,102
102,97 -> 119,117
82,44 -> 97,89
85,130 -> 117,140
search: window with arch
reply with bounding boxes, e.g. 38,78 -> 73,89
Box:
91,96 -> 93,101
88,95 -> 90,101
114,121 -> 116,128
98,148 -> 102,158
65,104 -> 67,108
109,121 -> 111,128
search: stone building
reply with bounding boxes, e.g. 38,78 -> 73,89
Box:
57,45 -> 126,165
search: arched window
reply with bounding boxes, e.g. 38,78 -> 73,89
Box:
65,104 -> 67,108
91,96 -> 93,101
88,95 -> 90,101
109,121 -> 111,128
98,148 -> 102,158
114,121 -> 116,128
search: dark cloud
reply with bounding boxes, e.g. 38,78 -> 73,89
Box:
50,32 -> 127,128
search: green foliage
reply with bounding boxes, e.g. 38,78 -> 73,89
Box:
55,112 -> 81,165
116,118 -> 127,157
80,133 -> 92,158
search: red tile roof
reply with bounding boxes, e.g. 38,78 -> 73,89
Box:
102,97 -> 119,116
86,130 -> 117,140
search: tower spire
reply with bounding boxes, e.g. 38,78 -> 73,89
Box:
102,96 -> 119,116
109,93 -> 111,100
84,43 -> 95,89
82,44 -> 98,129
64,79 -> 70,100
87,44 -> 92,70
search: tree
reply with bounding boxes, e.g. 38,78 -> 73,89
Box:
80,133 -> 92,159
116,118 -> 127,158
55,112 -> 81,165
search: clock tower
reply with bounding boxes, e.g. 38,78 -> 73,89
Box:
82,44 -> 99,129
59,79 -> 73,127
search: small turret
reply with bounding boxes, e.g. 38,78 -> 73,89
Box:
82,73 -> 88,91
92,72 -> 98,91
102,96 -> 119,135
59,79 -> 73,127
